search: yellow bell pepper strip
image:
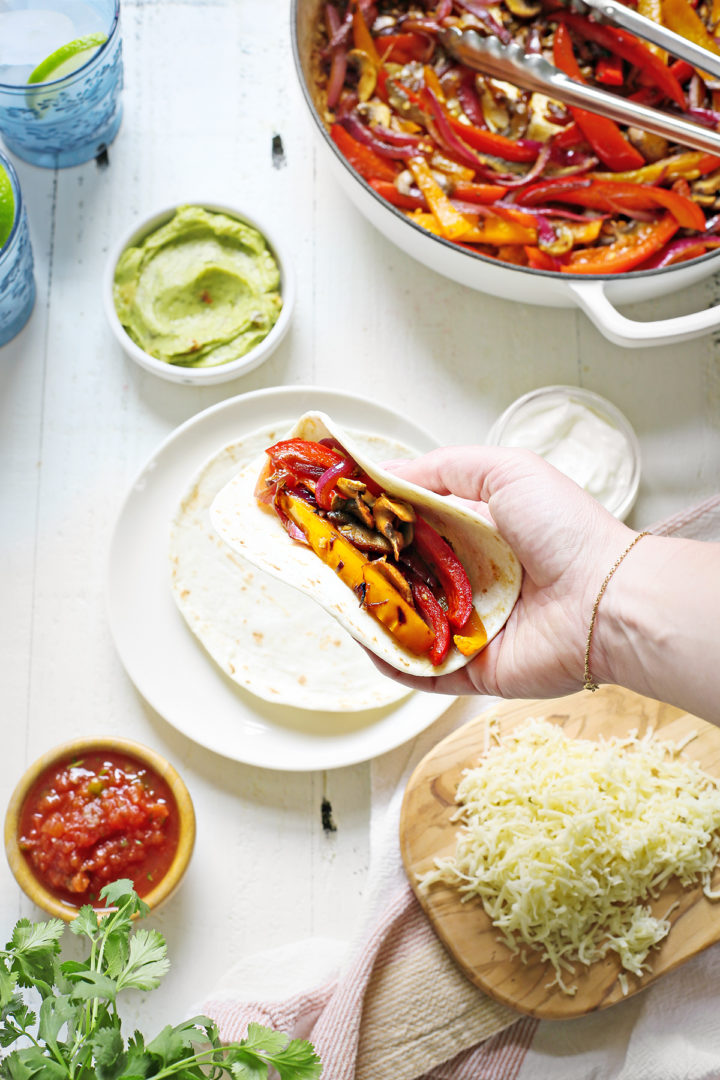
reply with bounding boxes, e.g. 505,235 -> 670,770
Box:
638,0 -> 668,59
276,491 -> 435,658
407,157 -> 478,240
661,0 -> 720,64
407,210 -> 537,246
561,213 -> 680,273
453,609 -> 488,657
591,151 -> 720,184
553,25 -> 646,172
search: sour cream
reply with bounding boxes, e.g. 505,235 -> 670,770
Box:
487,387 -> 640,520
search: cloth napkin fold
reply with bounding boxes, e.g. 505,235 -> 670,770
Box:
201,495 -> 720,1080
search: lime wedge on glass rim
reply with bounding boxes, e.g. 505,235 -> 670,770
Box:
0,164 -> 15,252
27,32 -> 107,85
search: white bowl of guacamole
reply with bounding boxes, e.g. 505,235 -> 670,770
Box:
104,203 -> 295,385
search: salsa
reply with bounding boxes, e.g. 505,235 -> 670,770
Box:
17,750 -> 180,907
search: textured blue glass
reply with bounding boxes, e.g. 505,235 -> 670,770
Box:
0,155 -> 35,347
0,2 -> 123,168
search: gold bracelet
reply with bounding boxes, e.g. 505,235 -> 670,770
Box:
583,531 -> 651,692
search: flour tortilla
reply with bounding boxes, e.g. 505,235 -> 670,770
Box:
169,423 -> 414,711
210,411 -> 522,677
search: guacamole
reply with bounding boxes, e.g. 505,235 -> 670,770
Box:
113,206 -> 282,368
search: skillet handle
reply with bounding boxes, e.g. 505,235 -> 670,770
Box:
567,280 -> 720,348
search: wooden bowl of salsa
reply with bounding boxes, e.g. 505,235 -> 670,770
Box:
4,737 -> 195,920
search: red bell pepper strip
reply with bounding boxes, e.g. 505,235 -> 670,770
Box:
561,213 -> 680,273
412,517 -> 473,631
376,32 -> 434,65
452,180 -> 510,203
267,439 -> 343,475
447,115 -> 539,164
330,124 -> 399,182
553,25 -> 645,172
552,122 -> 585,150
369,178 -> 427,210
595,55 -> 624,86
669,58 -> 695,82
410,578 -> 451,666
519,178 -> 706,231
553,13 -> 686,108
525,246 -> 565,270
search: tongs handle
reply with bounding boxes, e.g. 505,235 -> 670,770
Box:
577,0 -> 720,81
442,27 -> 720,157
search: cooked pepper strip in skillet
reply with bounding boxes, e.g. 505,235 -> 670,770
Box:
259,437 -> 486,664
316,0 -> 720,273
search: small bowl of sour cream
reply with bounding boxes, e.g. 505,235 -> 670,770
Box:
103,203 -> 295,386
486,386 -> 641,521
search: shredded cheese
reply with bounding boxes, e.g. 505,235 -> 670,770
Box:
419,718 -> 720,995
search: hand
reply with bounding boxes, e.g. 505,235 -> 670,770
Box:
376,446 -> 635,699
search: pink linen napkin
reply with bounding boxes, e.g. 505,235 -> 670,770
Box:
201,494 -> 720,1080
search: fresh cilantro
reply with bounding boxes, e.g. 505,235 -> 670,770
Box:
0,880 -> 322,1080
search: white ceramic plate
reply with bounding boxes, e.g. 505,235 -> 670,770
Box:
106,386 -> 456,771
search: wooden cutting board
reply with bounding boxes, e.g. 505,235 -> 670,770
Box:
399,684 -> 720,1020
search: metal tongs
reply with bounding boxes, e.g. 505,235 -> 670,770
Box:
442,22 -> 720,156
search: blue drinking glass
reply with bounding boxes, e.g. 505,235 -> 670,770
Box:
0,150 -> 35,346
0,0 -> 123,168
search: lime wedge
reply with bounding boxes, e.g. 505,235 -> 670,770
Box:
0,164 -> 15,251
28,32 -> 107,84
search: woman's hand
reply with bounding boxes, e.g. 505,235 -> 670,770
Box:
377,446 -> 635,699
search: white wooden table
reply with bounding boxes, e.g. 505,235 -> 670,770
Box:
2,0 -> 720,1036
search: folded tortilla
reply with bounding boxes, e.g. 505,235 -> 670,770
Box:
210,412 -> 522,676
169,423 -> 412,711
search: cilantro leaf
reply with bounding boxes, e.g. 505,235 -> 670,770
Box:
7,919 -> 64,995
91,1026 -> 127,1080
116,929 -> 169,991
69,905 -> 100,941
37,993 -> 75,1053
224,1026 -> 322,1080
65,968 -> 118,1002
0,965 -> 18,1009
145,1017 -> 208,1065
99,880 -> 149,918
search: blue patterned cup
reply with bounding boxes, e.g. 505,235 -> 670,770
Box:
0,0 -> 123,168
0,151 -> 35,347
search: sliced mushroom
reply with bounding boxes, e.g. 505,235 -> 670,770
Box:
369,557 -> 414,605
335,520 -> 392,555
357,98 -> 392,127
336,477 -> 376,528
348,48 -> 377,103
372,493 -> 415,559
692,168 -> 720,196
627,127 -> 669,163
